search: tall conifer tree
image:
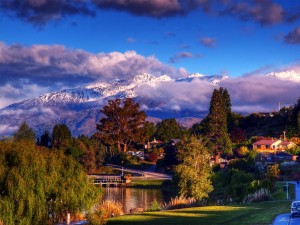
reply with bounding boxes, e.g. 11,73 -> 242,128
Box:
205,88 -> 232,155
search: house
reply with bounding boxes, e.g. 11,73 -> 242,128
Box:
278,140 -> 296,150
144,138 -> 164,149
255,152 -> 275,165
255,151 -> 298,168
253,139 -> 281,151
253,139 -> 296,152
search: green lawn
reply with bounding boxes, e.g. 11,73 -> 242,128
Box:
107,201 -> 291,225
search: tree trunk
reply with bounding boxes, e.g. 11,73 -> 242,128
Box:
123,143 -> 127,152
117,142 -> 121,152
215,151 -> 220,164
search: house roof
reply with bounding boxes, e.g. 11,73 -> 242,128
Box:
255,152 -> 273,157
279,141 -> 294,146
275,151 -> 293,157
253,139 -> 279,145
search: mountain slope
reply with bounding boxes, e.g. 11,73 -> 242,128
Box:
0,71 -> 297,137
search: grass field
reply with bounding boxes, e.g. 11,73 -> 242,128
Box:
107,201 -> 291,225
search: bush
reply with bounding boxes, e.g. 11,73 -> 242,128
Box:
87,200 -> 124,225
162,196 -> 199,210
146,200 -> 161,212
243,188 -> 271,203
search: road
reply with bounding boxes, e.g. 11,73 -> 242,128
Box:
105,163 -> 172,180
273,214 -> 300,225
273,182 -> 300,225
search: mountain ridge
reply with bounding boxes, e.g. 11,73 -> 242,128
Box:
0,71 -> 298,137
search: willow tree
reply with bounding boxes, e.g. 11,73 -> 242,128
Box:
175,136 -> 213,200
0,140 -> 101,225
95,98 -> 146,152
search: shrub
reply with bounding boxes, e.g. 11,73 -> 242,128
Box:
162,196 -> 199,210
243,188 -> 271,203
87,200 -> 124,225
146,200 -> 161,212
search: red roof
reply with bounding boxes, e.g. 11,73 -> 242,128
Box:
280,141 -> 293,145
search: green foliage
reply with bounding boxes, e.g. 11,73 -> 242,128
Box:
286,145 -> 300,156
13,122 -> 35,142
143,121 -> 156,141
228,158 -> 250,172
96,98 -> 146,152
147,200 -> 161,212
267,164 -> 280,185
212,169 -> 256,202
175,136 -> 213,200
228,170 -> 255,201
236,146 -> 249,157
155,118 -> 185,143
202,88 -> 232,155
52,124 -> 72,149
0,140 -> 101,225
39,130 -> 51,147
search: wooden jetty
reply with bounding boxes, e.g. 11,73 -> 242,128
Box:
89,175 -> 130,187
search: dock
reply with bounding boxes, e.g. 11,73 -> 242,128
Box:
89,175 -> 128,186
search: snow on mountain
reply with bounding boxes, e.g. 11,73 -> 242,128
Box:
2,70 -> 297,137
0,72 -> 234,137
266,70 -> 300,82
177,73 -> 228,84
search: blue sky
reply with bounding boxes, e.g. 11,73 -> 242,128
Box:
0,0 -> 299,110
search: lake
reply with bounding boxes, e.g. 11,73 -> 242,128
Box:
103,187 -> 174,213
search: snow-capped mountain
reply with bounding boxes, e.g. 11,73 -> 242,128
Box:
0,72 -> 222,137
2,70 -> 299,137
177,73 -> 229,84
266,70 -> 300,82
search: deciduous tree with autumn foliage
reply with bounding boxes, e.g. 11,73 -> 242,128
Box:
95,98 -> 146,152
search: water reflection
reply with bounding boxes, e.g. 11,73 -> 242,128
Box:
103,187 -> 174,213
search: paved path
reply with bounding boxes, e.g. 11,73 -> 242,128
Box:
105,163 -> 172,180
273,214 -> 300,225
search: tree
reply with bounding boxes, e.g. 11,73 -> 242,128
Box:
0,140 -> 101,224
292,97 -> 300,136
267,164 -> 280,186
203,88 -> 232,155
143,121 -> 156,144
230,127 -> 246,144
52,124 -> 72,149
155,118 -> 184,143
13,122 -> 35,142
95,98 -> 146,152
39,130 -> 51,147
175,136 -> 213,200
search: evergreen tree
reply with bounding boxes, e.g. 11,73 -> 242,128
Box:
13,121 -> 35,142
39,130 -> 51,147
220,87 -> 231,117
175,136 -> 213,200
293,97 -> 300,136
204,88 -> 232,155
52,124 -> 72,149
95,98 -> 146,152
155,118 -> 184,143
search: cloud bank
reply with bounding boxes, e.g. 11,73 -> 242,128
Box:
0,42 -> 186,108
136,71 -> 300,114
0,42 -> 299,115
